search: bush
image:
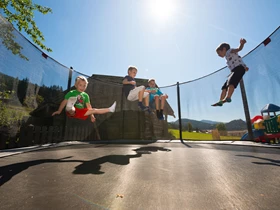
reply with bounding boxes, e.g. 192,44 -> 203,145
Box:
212,129 -> 221,140
0,101 -> 26,127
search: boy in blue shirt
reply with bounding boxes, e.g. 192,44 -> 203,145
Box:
146,78 -> 168,120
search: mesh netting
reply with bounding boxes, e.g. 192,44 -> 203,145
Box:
243,28 -> 280,116
160,26 -> 280,141
0,13 -> 280,149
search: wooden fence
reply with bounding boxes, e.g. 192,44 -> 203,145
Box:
0,125 -> 98,150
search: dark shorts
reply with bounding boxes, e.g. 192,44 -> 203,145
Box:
66,108 -> 89,120
222,65 -> 246,90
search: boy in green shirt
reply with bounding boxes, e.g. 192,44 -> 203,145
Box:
52,76 -> 116,122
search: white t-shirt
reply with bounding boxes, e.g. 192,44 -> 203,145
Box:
225,48 -> 247,71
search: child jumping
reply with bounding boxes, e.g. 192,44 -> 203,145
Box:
52,76 -> 116,122
212,38 -> 249,106
122,66 -> 150,111
146,78 -> 168,120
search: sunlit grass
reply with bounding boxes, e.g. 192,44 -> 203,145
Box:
169,129 -> 241,141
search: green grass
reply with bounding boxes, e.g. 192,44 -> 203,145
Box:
169,129 -> 241,141
0,103 -> 31,126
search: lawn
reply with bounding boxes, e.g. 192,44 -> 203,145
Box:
169,129 -> 241,141
0,103 -> 31,126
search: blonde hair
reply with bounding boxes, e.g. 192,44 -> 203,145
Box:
75,76 -> 88,87
127,66 -> 138,74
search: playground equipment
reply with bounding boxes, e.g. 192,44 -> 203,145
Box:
241,103 -> 280,143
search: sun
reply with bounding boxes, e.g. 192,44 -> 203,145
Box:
148,0 -> 176,22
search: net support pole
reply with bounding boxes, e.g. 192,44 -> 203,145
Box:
239,79 -> 253,140
177,82 -> 183,141
63,67 -> 73,141
68,67 -> 73,91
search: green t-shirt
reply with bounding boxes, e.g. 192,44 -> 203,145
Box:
64,90 -> 90,109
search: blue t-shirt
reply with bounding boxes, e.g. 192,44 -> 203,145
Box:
146,87 -> 163,100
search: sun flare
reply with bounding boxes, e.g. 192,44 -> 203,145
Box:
148,0 -> 176,22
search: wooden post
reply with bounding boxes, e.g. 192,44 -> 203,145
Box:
27,124 -> 34,146
48,126 -> 54,143
34,126 -> 41,144
41,126 -> 48,144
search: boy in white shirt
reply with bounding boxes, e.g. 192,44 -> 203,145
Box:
213,38 -> 249,106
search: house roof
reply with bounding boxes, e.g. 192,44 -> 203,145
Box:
89,74 -> 176,117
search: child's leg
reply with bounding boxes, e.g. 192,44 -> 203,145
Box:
138,88 -> 149,110
220,89 -> 227,101
157,95 -> 166,120
215,82 -> 228,106
127,86 -> 148,110
138,88 -> 145,102
224,85 -> 234,101
66,97 -> 77,116
143,92 -> 149,107
85,108 -> 109,116
154,95 -> 160,110
66,97 -> 77,112
84,101 -> 116,116
160,95 -> 167,109
142,92 -> 152,114
154,95 -> 161,118
158,95 -> 167,120
66,109 -> 75,116
224,65 -> 246,102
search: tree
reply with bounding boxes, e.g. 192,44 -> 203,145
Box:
187,122 -> 193,132
17,77 -> 29,104
216,123 -> 226,131
216,123 -> 227,136
23,94 -> 44,108
0,0 -> 52,60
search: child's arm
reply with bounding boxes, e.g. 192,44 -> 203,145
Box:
158,89 -> 163,95
145,87 -> 151,93
122,78 -> 136,85
231,38 -> 246,53
52,99 -> 68,116
86,103 -> 96,123
158,89 -> 168,99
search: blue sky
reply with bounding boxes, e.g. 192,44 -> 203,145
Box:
23,0 -> 280,87
1,0 -> 280,123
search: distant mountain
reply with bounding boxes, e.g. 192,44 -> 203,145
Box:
173,118 -> 215,130
225,119 -> 247,131
172,118 -> 247,131
201,120 -> 221,125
